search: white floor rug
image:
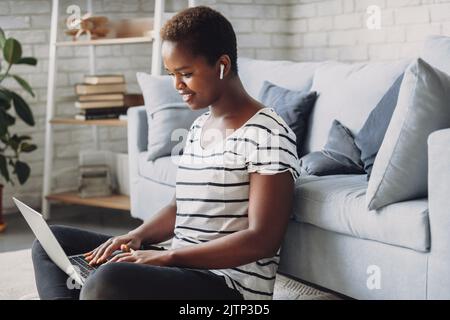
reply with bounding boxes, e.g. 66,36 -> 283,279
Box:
0,249 -> 39,300
0,249 -> 338,300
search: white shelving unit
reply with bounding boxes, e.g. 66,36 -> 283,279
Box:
42,0 -> 195,219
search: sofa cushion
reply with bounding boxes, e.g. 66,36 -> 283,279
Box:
238,57 -> 321,99
299,120 -> 364,176
293,175 -> 430,252
306,60 -> 410,154
258,80 -> 318,156
136,73 -> 204,161
138,153 -> 180,187
366,58 -> 450,210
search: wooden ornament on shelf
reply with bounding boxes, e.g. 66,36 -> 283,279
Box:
65,13 -> 110,41
113,18 -> 153,38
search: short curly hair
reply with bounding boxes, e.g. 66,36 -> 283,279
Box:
160,6 -> 238,75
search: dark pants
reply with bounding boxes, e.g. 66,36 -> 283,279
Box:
31,225 -> 243,300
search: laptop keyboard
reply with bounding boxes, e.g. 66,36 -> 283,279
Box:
69,255 -> 96,279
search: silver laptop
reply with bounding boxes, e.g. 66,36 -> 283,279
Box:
13,197 -> 99,286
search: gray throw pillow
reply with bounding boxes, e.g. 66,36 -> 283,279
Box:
300,120 -> 365,176
136,73 -> 204,161
258,80 -> 317,157
366,58 -> 450,210
355,73 -> 404,178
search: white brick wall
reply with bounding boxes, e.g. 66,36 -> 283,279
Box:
285,0 -> 450,62
206,0 -> 292,61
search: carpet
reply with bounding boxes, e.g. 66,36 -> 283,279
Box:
0,249 -> 339,300
0,249 -> 38,300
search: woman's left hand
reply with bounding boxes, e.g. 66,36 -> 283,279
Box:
106,249 -> 171,266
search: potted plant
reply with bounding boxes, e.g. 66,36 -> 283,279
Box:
0,28 -> 38,232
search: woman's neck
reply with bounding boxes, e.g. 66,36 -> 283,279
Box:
209,77 -> 258,120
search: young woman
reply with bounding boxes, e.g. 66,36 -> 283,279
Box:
32,6 -> 300,300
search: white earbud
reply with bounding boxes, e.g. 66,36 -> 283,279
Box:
220,64 -> 225,80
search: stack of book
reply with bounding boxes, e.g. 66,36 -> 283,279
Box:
75,74 -> 141,120
78,164 -> 113,198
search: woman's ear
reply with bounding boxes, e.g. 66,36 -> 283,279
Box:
217,56 -> 231,79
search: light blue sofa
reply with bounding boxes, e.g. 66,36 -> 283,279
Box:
128,40 -> 450,299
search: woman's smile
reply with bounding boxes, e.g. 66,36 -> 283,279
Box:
179,91 -> 195,103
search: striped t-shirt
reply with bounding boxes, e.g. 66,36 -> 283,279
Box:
171,107 -> 301,300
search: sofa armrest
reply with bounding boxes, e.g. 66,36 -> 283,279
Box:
127,106 -> 147,181
127,106 -> 148,218
427,128 -> 450,299
127,106 -> 148,154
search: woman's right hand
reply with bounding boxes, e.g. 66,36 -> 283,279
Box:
84,233 -> 143,266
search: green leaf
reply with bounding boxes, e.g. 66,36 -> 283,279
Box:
0,154 -> 10,183
18,135 -> 32,142
0,89 -> 11,101
0,90 -> 11,110
0,28 -> 5,49
3,38 -> 22,64
0,97 -> 10,110
0,110 -> 8,136
9,134 -> 20,150
11,74 -> 34,97
16,57 -> 37,66
4,112 -> 15,126
9,91 -> 35,126
15,160 -> 30,185
20,142 -> 37,153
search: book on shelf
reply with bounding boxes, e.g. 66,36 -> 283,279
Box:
78,165 -> 113,198
80,106 -> 129,115
84,74 -> 125,85
75,100 -> 124,109
75,83 -> 126,95
78,93 -> 124,102
124,93 -> 144,107
75,95 -> 143,110
75,113 -> 124,120
72,75 -> 142,122
75,107 -> 127,120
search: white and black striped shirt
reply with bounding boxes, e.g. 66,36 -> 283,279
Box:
171,107 -> 301,300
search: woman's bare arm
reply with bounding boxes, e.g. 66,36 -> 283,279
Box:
128,195 -> 177,244
86,195 -> 177,265
164,171 -> 294,269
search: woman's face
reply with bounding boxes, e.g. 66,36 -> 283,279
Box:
162,40 -> 221,110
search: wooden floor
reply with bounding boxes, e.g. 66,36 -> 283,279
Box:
46,192 -> 130,211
